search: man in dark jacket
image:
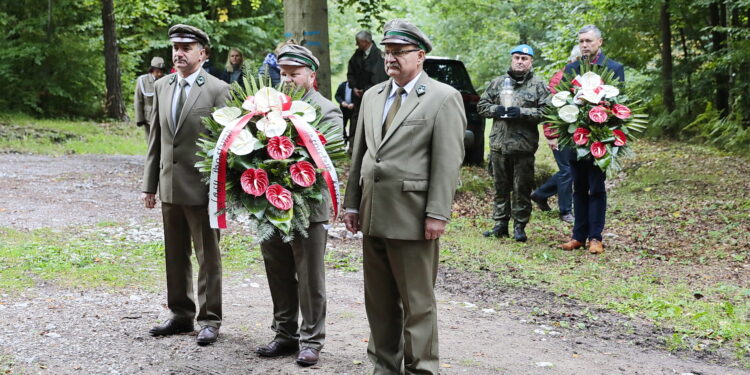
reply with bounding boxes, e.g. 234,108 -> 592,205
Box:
346,30 -> 388,147
560,24 -> 625,254
334,81 -> 354,140
478,44 -> 549,242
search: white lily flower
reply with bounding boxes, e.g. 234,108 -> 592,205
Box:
254,87 -> 287,113
284,101 -> 317,123
551,91 -> 571,108
212,107 -> 242,127
579,71 -> 604,88
242,96 -> 256,112
573,91 -> 585,105
229,129 -> 264,155
558,104 -> 579,123
256,111 -> 288,137
602,85 -> 619,98
579,86 -> 606,104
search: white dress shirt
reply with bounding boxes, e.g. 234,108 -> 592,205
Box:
171,69 -> 201,126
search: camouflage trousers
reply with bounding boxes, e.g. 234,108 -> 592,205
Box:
490,151 -> 535,224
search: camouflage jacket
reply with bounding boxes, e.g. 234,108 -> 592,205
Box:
477,70 -> 550,154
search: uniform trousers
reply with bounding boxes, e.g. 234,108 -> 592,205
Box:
161,202 -> 222,328
260,222 -> 328,350
363,235 -> 440,375
490,151 -> 535,224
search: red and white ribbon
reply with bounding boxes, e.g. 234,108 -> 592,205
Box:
208,112 -> 258,229
288,115 -> 340,220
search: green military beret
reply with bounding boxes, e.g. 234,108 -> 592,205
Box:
168,24 -> 210,46
380,19 -> 433,53
277,44 -> 320,72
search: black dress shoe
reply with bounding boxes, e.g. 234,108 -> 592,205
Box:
196,326 -> 219,346
530,192 -> 551,211
296,347 -> 320,367
482,222 -> 509,238
255,340 -> 299,357
149,319 -> 194,336
513,222 -> 527,242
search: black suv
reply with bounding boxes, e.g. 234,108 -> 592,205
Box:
423,57 -> 484,165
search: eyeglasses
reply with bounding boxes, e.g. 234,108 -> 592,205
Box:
384,49 -> 421,58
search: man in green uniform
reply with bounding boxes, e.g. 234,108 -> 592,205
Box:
254,44 -> 343,368
344,19 -> 465,375
478,44 -> 549,242
134,57 -> 165,141
142,24 -> 230,346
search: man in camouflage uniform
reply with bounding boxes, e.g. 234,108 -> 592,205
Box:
477,44 -> 549,242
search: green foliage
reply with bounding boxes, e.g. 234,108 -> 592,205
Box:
0,0 -> 284,118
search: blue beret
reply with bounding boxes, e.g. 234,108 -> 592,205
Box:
510,44 -> 534,57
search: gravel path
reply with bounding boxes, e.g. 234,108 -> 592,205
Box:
0,154 -> 746,374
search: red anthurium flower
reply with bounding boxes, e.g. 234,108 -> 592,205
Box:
613,129 -> 627,146
612,104 -> 632,120
240,168 -> 269,197
267,136 -> 295,160
573,127 -> 590,145
266,184 -> 293,210
588,105 -> 609,123
542,123 -> 559,139
590,141 -> 607,158
290,161 -> 317,187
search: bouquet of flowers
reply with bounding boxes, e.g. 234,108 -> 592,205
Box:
544,64 -> 648,173
196,79 -> 345,242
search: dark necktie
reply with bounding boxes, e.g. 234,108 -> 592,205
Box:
383,87 -> 406,134
173,79 -> 188,131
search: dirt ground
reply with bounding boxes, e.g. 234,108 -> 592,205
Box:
0,153 -> 747,375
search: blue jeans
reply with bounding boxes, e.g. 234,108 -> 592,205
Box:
570,156 -> 607,242
534,148 -> 573,214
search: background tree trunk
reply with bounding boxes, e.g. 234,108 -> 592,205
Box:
709,1 -> 729,117
283,0 -> 333,99
101,0 -> 127,120
660,0 -> 675,113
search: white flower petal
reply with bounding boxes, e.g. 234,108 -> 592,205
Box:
256,111 -> 288,137
212,107 -> 242,127
551,91 -> 571,108
558,104 -> 579,123
579,71 -> 603,89
602,85 -> 619,98
242,96 -> 256,112
229,130 -> 263,155
254,87 -> 283,113
284,101 -> 317,123
580,87 -> 606,104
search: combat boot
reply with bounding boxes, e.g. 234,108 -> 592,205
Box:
483,221 -> 509,238
513,222 -> 527,242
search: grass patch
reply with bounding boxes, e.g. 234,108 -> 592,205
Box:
0,112 -> 145,155
444,139 -> 750,358
0,225 -> 263,293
